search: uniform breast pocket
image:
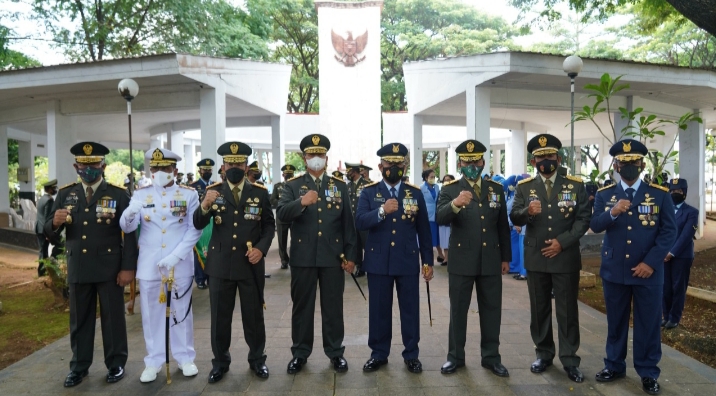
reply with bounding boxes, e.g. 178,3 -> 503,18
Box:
524,236 -> 538,248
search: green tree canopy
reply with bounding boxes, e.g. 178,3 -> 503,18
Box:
0,23 -> 41,70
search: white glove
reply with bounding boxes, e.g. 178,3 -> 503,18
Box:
125,200 -> 143,220
157,254 -> 181,269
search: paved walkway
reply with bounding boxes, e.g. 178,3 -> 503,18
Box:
1,235 -> 716,395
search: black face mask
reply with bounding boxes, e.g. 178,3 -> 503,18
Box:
202,172 -> 212,182
225,168 -> 245,184
382,165 -> 404,184
536,158 -> 558,175
671,192 -> 686,205
618,164 -> 641,182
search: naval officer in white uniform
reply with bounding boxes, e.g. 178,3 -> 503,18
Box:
120,148 -> 203,382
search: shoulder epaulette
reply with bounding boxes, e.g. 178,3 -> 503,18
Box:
405,182 -> 421,190
650,183 -> 669,192
287,174 -> 302,182
331,176 -> 346,183
598,184 -> 616,192
179,184 -> 195,190
252,182 -> 267,190
108,182 -> 127,190
518,177 -> 535,185
442,179 -> 459,187
207,182 -> 223,189
59,182 -> 78,190
487,179 -> 502,186
565,175 -> 583,183
363,181 -> 380,188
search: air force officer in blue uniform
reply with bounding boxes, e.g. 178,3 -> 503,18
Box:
355,143 -> 434,374
590,139 -> 676,395
662,178 -> 698,330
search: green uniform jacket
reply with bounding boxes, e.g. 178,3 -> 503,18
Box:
270,181 -> 289,226
347,177 -> 369,216
44,180 -> 138,284
510,174 -> 591,273
436,177 -> 511,276
193,180 -> 275,281
277,172 -> 358,266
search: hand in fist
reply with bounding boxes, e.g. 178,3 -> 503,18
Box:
528,200 -> 542,216
301,190 -> 319,207
202,190 -> 220,211
52,209 -> 69,228
453,190 -> 472,208
383,198 -> 399,214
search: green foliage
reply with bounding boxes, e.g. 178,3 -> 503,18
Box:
284,151 -> 306,173
528,14 -> 624,60
104,161 -> 131,186
0,23 -> 42,70
508,0 -> 673,26
105,149 -> 145,172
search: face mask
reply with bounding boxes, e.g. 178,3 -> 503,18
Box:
382,165 -> 404,184
617,163 -> 641,182
152,171 -> 174,187
306,157 -> 326,172
460,165 -> 483,181
536,158 -> 558,175
427,177 -> 436,185
77,166 -> 102,184
671,192 -> 685,205
225,167 -> 245,184
254,172 -> 263,180
202,172 -> 212,182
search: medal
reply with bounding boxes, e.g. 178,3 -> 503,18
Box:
66,214 -> 73,224
215,215 -> 222,225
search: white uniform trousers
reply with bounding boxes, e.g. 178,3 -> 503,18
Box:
139,276 -> 196,368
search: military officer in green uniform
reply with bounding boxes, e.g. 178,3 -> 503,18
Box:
193,141 -> 275,382
346,162 -> 370,277
277,134 -> 358,374
247,160 -> 262,184
510,134 -> 591,383
436,139 -> 511,377
45,142 -> 138,387
360,165 -> 373,182
270,164 -> 297,269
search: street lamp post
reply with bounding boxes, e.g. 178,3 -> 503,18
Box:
563,55 -> 583,175
118,79 -> 139,195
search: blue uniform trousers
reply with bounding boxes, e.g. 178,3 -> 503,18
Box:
662,257 -> 693,324
367,272 -> 420,360
602,279 -> 662,379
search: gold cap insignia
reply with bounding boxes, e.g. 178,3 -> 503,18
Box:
230,143 -> 239,154
312,135 -> 321,146
467,142 -> 475,153
623,141 -> 631,153
538,136 -> 547,147
152,148 -> 164,161
392,144 -> 400,153
83,144 -> 93,155
205,159 -> 210,165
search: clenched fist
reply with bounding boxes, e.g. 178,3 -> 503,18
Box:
528,200 -> 542,216
453,190 -> 472,208
301,190 -> 319,207
52,209 -> 69,228
383,198 -> 399,214
202,190 -> 220,211
610,199 -> 631,217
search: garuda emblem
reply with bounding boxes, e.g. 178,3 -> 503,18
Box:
331,30 -> 368,67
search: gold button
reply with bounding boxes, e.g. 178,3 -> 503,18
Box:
318,232 -> 322,236
604,252 -> 607,256
393,219 -> 397,223
480,215 -> 484,219
458,243 -> 461,247
392,230 -> 396,234
162,204 -> 167,208
318,197 -> 322,201
85,208 -> 89,212
232,247 -> 236,251
319,220 -> 322,224
628,226 -> 632,230
162,192 -> 166,196
162,216 -> 166,220
318,208 -> 322,212
162,244 -> 166,248
82,249 -> 87,253
627,240 -> 631,244
212,246 -> 215,249
83,221 -> 88,225
483,242 -> 487,247
162,229 -> 166,234
336,239 -> 339,243
391,242 -> 395,246
107,248 -> 111,252
233,235 -> 237,239
234,223 -> 238,227
235,210 -> 239,215
298,239 -> 302,242
548,216 -> 552,219
82,235 -> 86,240
628,211 -> 632,215
626,254 -> 630,258
548,227 -> 552,231
548,204 -> 552,208
479,204 -> 482,207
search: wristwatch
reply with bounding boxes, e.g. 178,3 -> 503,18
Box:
378,205 -> 386,220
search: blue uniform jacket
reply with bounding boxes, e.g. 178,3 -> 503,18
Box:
355,181 -> 434,276
671,202 -> 698,259
419,182 -> 439,222
590,182 -> 677,286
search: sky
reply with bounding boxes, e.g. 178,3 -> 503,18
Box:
3,0 -> 624,66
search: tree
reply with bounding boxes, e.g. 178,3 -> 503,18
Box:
0,24 -> 41,70
105,149 -> 145,172
508,0 -> 716,38
528,14 -> 624,59
28,0 -> 269,62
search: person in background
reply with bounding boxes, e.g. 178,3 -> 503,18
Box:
503,175 -> 527,280
420,169 -> 444,264
438,174 -> 455,266
186,172 -> 195,185
662,178 -> 698,330
176,172 -> 184,185
190,158 -> 216,289
35,179 -> 58,276
360,165 -> 373,182
345,163 -> 370,277
271,164 -> 297,269
248,161 -> 262,184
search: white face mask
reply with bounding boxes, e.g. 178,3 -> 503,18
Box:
306,157 -> 327,172
152,170 -> 174,187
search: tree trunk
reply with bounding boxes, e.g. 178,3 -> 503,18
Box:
665,0 -> 716,36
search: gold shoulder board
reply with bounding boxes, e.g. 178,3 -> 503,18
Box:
207,182 -> 223,189
650,183 -> 669,192
179,184 -> 195,190
363,181 -> 380,188
565,175 -> 583,183
331,176 -> 346,183
517,177 -> 535,185
442,179 -> 459,187
597,184 -> 616,192
59,182 -> 78,190
405,182 -> 421,190
252,182 -> 267,190
287,174 -> 302,183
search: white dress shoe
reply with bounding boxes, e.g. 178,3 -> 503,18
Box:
140,366 -> 161,383
180,362 -> 199,377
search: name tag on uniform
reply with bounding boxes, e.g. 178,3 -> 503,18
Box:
374,197 -> 385,202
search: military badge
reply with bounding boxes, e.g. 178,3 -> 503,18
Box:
638,198 -> 659,226
489,193 -> 501,208
96,197 -> 117,220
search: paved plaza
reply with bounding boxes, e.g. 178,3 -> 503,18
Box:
1,239 -> 715,396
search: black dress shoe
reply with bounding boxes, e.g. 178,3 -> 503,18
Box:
264,274 -> 271,278
355,270 -> 366,278
440,361 -> 464,374
197,282 -> 207,290
530,358 -> 553,373
437,256 -> 445,263
441,261 -> 448,266
404,358 -> 422,373
287,357 -> 306,374
64,370 -> 88,387
362,358 -> 388,372
252,362 -> 269,378
106,366 -> 124,383
664,321 -> 678,329
660,319 -> 667,327
482,362 -> 509,377
208,367 -> 229,383
595,368 -> 626,382
564,366 -> 584,383
515,275 -> 528,281
642,377 -> 661,395
331,356 -> 348,373
281,263 -> 289,269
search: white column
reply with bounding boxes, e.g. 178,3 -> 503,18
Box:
506,126 -> 526,176
410,115 -> 423,184
599,137 -> 613,174
441,149 -> 448,178
18,140 -> 35,198
574,145 -> 582,176
271,116 -> 284,184
200,85 -> 226,167
679,112 -> 705,238
47,101 -> 76,186
168,130 -> 185,171
448,143 -> 458,176
0,126 -> 9,211
466,86 -> 491,168
183,143 -> 193,175
492,149 -> 502,175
